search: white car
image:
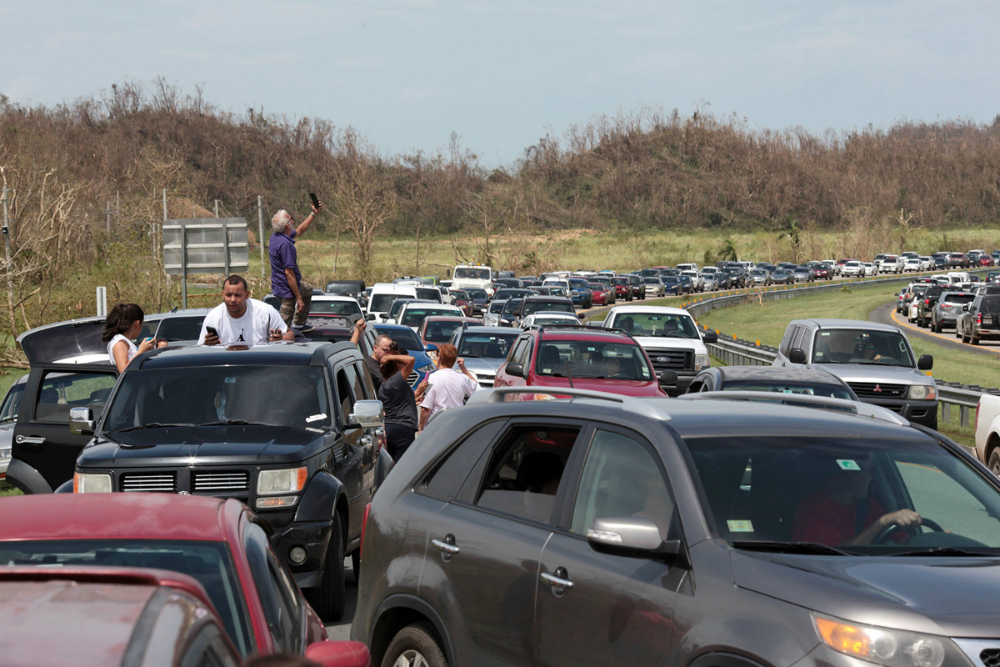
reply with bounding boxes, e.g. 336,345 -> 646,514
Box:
880,256 -> 902,274
308,295 -> 364,321
903,257 -> 922,272
919,256 -> 933,270
681,270 -> 704,292
367,283 -> 418,323
520,312 -> 582,329
841,261 -> 863,277
862,262 -> 877,276
396,302 -> 464,331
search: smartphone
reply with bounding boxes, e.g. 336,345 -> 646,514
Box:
309,192 -> 320,208
206,326 -> 218,337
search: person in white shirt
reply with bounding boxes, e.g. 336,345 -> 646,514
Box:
417,343 -> 478,431
198,275 -> 293,346
102,303 -> 157,372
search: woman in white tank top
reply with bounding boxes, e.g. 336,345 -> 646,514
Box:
102,303 -> 157,373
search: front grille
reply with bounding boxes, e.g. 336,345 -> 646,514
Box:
408,371 -> 420,387
476,372 -> 496,388
848,382 -> 907,399
121,473 -> 175,493
981,650 -> 1000,667
646,349 -> 693,372
193,471 -> 249,494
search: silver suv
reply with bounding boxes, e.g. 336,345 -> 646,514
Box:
772,319 -> 937,429
352,387 -> 1000,667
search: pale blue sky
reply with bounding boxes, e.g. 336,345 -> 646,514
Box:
5,1 -> 1000,165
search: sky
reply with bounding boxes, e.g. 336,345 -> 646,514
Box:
4,0 -> 1000,165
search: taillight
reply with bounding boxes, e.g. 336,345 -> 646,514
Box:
977,313 -> 983,325
924,299 -> 930,306
360,502 -> 371,561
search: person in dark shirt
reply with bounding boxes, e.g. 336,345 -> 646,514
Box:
377,342 -> 418,460
365,333 -> 392,392
792,455 -> 920,546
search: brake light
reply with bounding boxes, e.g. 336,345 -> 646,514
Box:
924,299 -> 930,306
977,313 -> 983,325
360,502 -> 371,561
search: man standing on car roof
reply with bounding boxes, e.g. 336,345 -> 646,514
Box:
269,199 -> 322,332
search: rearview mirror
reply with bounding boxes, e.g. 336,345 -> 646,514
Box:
789,348 -> 807,364
505,362 -> 525,378
346,400 -> 385,430
69,407 -> 95,436
917,355 -> 933,371
659,370 -> 678,386
365,313 -> 376,321
305,640 -> 371,667
702,331 -> 718,344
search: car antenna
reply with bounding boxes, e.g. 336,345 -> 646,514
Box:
565,360 -> 575,389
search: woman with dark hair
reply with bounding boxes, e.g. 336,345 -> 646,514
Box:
102,303 -> 156,372
378,341 -> 418,460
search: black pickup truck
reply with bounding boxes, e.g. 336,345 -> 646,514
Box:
66,341 -> 391,622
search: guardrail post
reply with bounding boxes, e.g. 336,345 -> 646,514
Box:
960,405 -> 970,428
942,402 -> 951,423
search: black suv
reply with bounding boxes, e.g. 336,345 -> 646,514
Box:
353,387 -> 1000,667
69,341 -> 392,622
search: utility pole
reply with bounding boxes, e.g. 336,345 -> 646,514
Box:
106,201 -> 111,233
116,190 -> 120,225
161,188 -> 168,259
257,195 -> 265,281
214,199 -> 219,218
2,187 -> 14,333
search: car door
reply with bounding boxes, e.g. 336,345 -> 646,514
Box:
12,364 -> 118,492
418,419 -> 589,665
535,426 -> 685,666
330,361 -> 368,531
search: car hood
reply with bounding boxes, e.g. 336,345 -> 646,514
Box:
463,358 -> 505,374
79,425 -> 328,467
633,336 -> 709,355
811,363 -> 931,385
732,550 -> 1000,637
530,376 -> 665,397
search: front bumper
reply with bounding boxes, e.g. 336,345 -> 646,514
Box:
273,516 -> 334,588
859,397 -> 938,428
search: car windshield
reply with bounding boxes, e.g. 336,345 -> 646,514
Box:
310,300 -> 362,316
450,290 -> 469,300
370,293 -> 407,314
811,330 -> 915,367
489,301 -> 506,314
325,284 -> 357,296
458,332 -> 518,358
613,313 -> 699,338
375,326 -> 423,351
0,539 -> 254,654
454,267 -> 491,280
0,381 -> 25,423
466,288 -> 488,299
644,278 -> 661,284
533,316 -> 580,326
535,339 -> 653,381
424,319 -> 478,342
721,380 -> 854,400
155,316 -> 207,342
523,301 -> 575,316
501,299 -> 522,316
613,277 -> 628,285
751,270 -> 767,276
686,435 -> 1000,553
401,307 -> 458,328
103,365 -> 331,431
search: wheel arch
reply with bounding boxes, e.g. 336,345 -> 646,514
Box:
369,594 -> 455,667
687,653 -> 768,667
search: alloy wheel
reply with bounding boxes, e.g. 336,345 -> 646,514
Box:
393,650 -> 431,667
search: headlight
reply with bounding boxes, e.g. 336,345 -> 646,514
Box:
417,363 -> 436,374
694,354 -> 710,371
814,615 -> 962,667
908,384 -> 937,400
257,467 -> 308,495
74,472 -> 111,493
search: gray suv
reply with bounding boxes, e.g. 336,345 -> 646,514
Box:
773,319 -> 937,429
352,387 -> 1000,667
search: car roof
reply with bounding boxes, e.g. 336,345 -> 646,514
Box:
0,494 -> 235,542
523,295 -> 573,302
717,366 -> 847,384
422,316 -> 479,323
137,341 -> 350,369
459,326 -> 517,336
536,329 -> 638,343
609,305 -> 689,316
791,318 -> 901,333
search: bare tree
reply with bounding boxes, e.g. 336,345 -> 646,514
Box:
330,163 -> 397,282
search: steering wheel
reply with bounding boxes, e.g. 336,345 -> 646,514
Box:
610,373 -> 631,380
872,517 -> 944,544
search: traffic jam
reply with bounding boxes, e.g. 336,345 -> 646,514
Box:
5,256 -> 1000,667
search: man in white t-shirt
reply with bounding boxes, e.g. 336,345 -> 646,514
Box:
198,275 -> 293,346
418,343 -> 478,431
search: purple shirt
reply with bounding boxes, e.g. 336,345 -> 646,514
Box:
269,230 -> 301,298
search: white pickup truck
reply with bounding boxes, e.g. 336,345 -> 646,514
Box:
974,394 -> 1000,474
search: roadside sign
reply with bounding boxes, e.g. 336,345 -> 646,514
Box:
162,218 -> 250,308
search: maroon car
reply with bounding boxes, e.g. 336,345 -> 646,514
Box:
588,282 -> 613,306
0,566 -> 242,666
0,494 -> 370,666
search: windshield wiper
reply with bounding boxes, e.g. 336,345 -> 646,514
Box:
461,353 -> 481,358
200,419 -> 279,427
733,540 -> 858,556
115,422 -> 197,433
888,546 -> 999,557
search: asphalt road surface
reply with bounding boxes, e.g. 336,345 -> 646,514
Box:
324,559 -> 360,641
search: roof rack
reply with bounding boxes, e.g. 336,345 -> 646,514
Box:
679,391 -> 909,426
465,387 -> 668,420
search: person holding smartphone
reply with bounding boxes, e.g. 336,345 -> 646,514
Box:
198,274 -> 293,346
269,196 -> 322,331
102,303 -> 158,372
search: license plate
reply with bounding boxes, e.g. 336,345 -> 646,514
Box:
984,315 -> 994,325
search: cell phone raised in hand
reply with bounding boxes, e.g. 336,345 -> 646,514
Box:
309,192 -> 320,208
206,326 -> 219,338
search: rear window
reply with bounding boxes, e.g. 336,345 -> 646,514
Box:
424,319 -> 480,343
535,339 -> 652,381
374,326 -> 423,351
982,297 -> 1000,315
522,301 -> 574,316
942,294 -> 975,305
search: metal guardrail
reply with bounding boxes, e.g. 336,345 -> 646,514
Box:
684,269 -> 997,427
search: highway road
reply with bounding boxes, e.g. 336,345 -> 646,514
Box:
869,301 -> 1000,358
325,560 -> 360,641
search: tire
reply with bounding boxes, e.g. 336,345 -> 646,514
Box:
931,319 -> 938,333
380,623 -> 448,667
972,334 -> 981,345
305,512 -> 346,622
988,449 -> 1000,478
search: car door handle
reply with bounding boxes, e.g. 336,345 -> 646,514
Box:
16,435 -> 46,446
540,568 -> 573,590
431,537 -> 460,556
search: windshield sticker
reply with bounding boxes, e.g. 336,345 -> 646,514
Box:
727,520 -> 754,533
837,459 -> 861,471
306,413 -> 327,423
225,377 -> 237,384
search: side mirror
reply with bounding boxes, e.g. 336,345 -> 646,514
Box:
918,355 -> 934,371
365,313 -> 376,321
425,343 -> 438,352
305,640 -> 371,667
346,400 -> 385,430
505,362 -> 525,378
962,304 -> 970,311
587,516 -> 685,563
789,348 -> 807,364
69,407 -> 95,436
659,370 -> 678,386
702,331 -> 718,344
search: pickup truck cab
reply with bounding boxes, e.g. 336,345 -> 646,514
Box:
69,341 -> 392,623
773,319 -> 937,428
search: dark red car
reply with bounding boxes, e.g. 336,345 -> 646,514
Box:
612,276 -> 633,301
0,494 -> 370,666
588,282 -> 613,306
493,326 -> 667,398
0,566 -> 242,666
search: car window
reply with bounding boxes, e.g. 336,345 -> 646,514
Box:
474,425 -> 582,524
155,316 -> 207,342
268,554 -> 303,654
812,330 -> 914,367
179,624 -> 239,667
344,362 -> 366,402
35,371 -> 117,424
355,360 -> 376,397
311,300 -> 362,316
790,326 -> 808,352
335,367 -> 356,420
243,522 -> 295,653
535,340 -> 653,381
458,332 -> 518,359
420,419 -> 507,501
570,429 -> 674,540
